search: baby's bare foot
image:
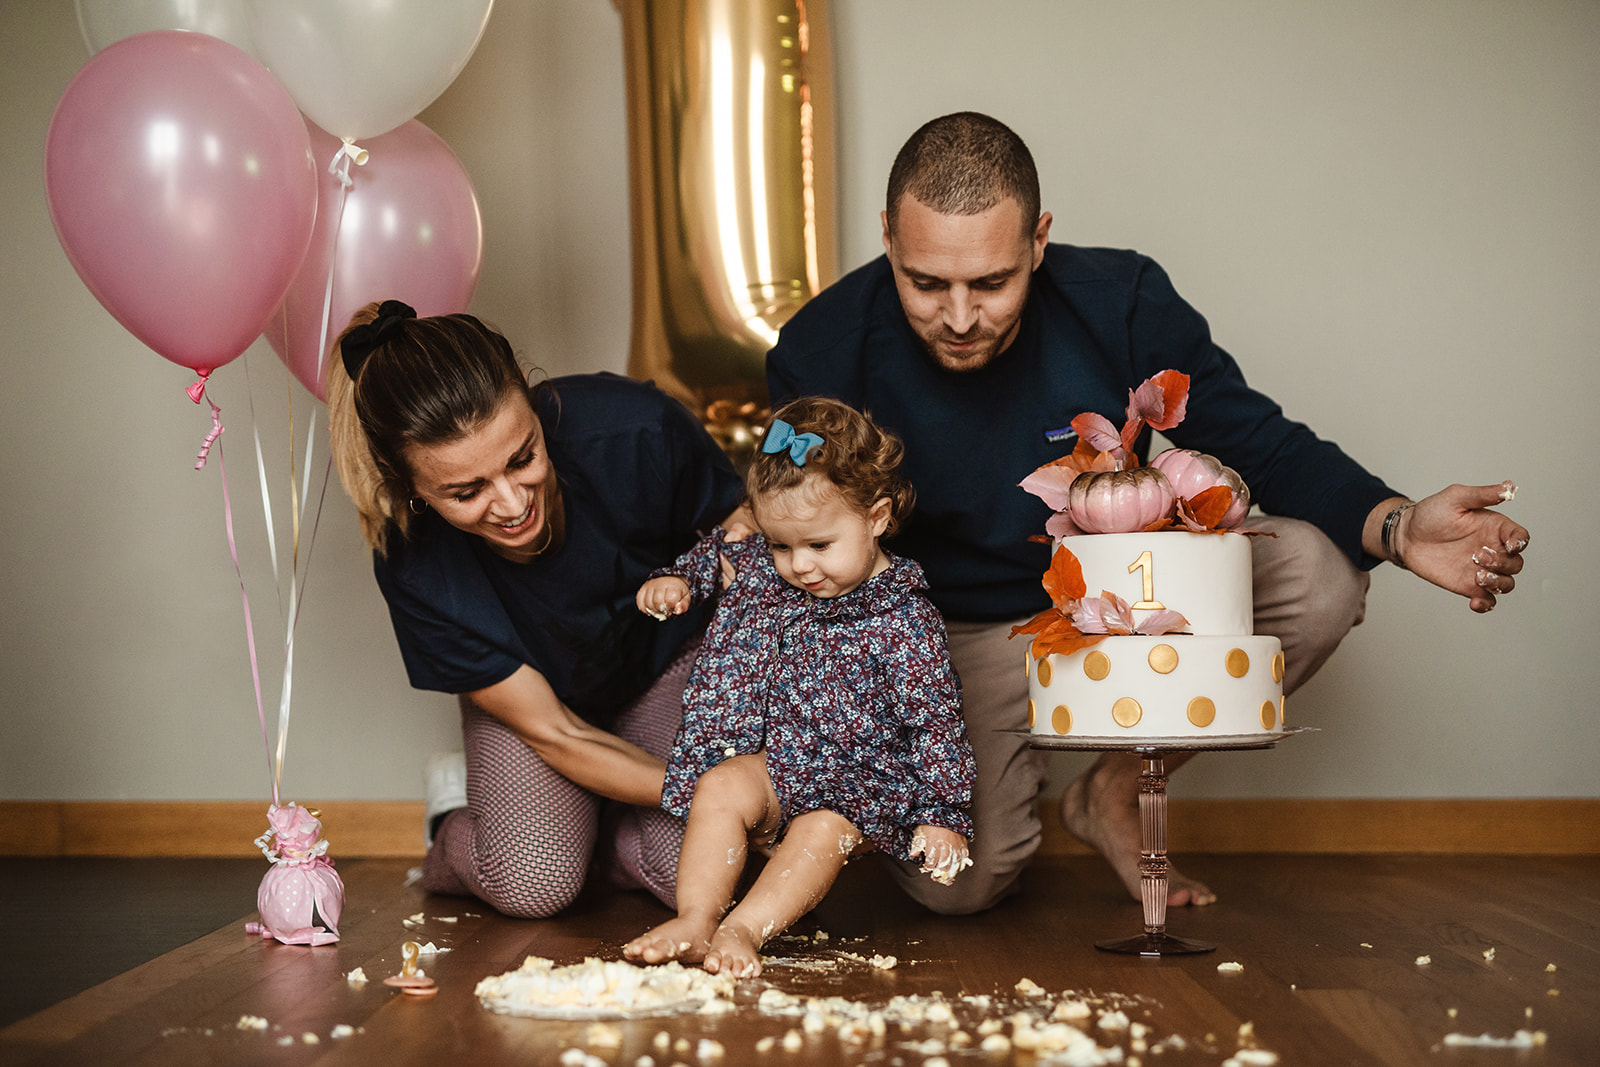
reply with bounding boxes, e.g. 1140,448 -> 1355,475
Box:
702,923 -> 763,979
623,915 -> 716,965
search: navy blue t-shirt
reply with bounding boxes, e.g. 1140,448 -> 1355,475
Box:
768,245 -> 1399,622
373,373 -> 745,723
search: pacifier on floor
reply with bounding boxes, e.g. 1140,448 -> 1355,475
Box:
383,941 -> 438,997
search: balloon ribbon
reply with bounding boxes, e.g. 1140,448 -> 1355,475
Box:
192,379 -> 277,806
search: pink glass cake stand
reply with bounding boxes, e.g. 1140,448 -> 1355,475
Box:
1024,727 -> 1310,956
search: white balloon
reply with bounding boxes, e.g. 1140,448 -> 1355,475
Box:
244,0 -> 495,141
75,0 -> 259,58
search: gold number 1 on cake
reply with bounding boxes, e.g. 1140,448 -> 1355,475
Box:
1128,550 -> 1166,610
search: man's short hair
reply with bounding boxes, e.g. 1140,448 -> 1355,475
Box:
885,112 -> 1041,236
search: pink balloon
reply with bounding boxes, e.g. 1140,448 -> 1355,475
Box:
266,119 -> 484,399
44,31 -> 317,374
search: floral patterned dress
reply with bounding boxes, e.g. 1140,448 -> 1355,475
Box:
656,528 -> 975,860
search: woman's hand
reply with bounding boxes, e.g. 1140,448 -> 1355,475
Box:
637,576 -> 691,620
721,503 -> 757,543
716,504 -> 759,589
464,665 -> 666,807
909,825 -> 972,885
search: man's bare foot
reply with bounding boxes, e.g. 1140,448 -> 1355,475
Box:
1059,755 -> 1216,907
702,923 -> 763,979
622,914 -> 717,965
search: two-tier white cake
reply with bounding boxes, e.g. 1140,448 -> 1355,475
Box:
1027,531 -> 1283,739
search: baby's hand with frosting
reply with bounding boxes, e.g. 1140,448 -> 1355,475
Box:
636,576 -> 691,621
909,825 -> 972,886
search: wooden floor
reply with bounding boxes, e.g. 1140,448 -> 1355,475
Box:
2,853 -> 1595,1066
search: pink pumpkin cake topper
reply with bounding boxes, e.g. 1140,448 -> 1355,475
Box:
1012,369 -> 1271,660
1019,369 -> 1262,538
245,803 -> 344,946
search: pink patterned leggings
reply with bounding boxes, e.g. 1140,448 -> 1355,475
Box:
420,644 -> 696,919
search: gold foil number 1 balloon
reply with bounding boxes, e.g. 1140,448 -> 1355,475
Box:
618,0 -> 838,463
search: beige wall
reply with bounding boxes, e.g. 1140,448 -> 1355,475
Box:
2,0 -> 1595,805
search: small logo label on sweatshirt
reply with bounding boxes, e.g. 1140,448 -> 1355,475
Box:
1044,426 -> 1078,446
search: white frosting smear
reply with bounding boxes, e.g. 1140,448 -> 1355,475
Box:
1442,1030 -> 1546,1048
477,956 -> 734,1019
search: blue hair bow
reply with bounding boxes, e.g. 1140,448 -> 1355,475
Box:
762,418 -> 824,466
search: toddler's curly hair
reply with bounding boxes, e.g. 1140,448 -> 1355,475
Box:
746,396 -> 915,534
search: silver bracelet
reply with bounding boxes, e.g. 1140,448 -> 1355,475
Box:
1381,501 -> 1415,569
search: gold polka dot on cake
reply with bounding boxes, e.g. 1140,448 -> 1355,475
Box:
1148,644 -> 1179,674
1260,700 -> 1277,729
1052,704 -> 1072,735
1271,652 -> 1285,683
1187,696 -> 1216,728
1027,698 -> 1036,728
1225,648 -> 1250,677
1279,695 -> 1286,725
1037,657 -> 1053,687
1023,651 -> 1032,679
1083,651 -> 1111,681
1112,697 -> 1142,728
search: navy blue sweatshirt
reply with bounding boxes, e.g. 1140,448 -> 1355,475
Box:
768,245 -> 1398,622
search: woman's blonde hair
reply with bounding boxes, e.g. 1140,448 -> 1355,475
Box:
326,301 -> 533,555
746,396 -> 915,534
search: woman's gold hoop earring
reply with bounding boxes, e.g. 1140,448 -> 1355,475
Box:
408,497 -> 427,515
